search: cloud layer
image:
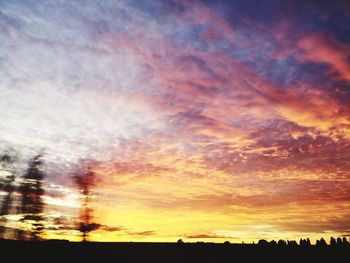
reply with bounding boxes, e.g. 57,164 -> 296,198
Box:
0,0 -> 350,242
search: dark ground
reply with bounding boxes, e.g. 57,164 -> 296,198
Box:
1,239 -> 350,262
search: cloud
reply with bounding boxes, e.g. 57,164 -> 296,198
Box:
0,1 -> 162,175
127,230 -> 155,236
100,225 -> 125,232
1,0 -> 350,242
185,234 -> 228,239
298,33 -> 350,82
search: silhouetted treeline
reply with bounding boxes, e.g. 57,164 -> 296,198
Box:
1,239 -> 350,262
256,237 -> 350,247
329,237 -> 350,247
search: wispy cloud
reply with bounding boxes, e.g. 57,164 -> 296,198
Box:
1,0 -> 350,242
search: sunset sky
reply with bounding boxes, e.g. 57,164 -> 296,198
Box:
1,0 -> 350,243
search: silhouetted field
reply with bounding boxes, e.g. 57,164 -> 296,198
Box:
1,239 -> 350,262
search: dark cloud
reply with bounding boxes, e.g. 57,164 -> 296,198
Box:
47,214 -> 124,233
280,213 -> 350,234
100,226 -> 125,232
127,230 -> 155,236
185,234 -> 228,239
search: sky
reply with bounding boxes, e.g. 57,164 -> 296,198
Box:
0,0 -> 350,243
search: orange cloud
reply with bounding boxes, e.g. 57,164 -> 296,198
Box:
298,33 -> 350,82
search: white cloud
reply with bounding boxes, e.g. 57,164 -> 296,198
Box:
0,0 -> 162,173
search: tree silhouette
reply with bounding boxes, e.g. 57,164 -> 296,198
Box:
269,240 -> 277,246
316,237 -> 327,247
287,240 -> 298,247
299,238 -> 311,246
177,239 -> 184,244
307,238 -> 311,246
277,239 -> 286,246
257,239 -> 269,247
18,154 -> 45,240
341,237 -> 349,246
336,237 -> 343,245
330,237 -> 336,246
74,163 -> 100,242
0,152 -> 17,238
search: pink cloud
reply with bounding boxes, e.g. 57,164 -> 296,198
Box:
298,33 -> 350,82
178,0 -> 235,41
